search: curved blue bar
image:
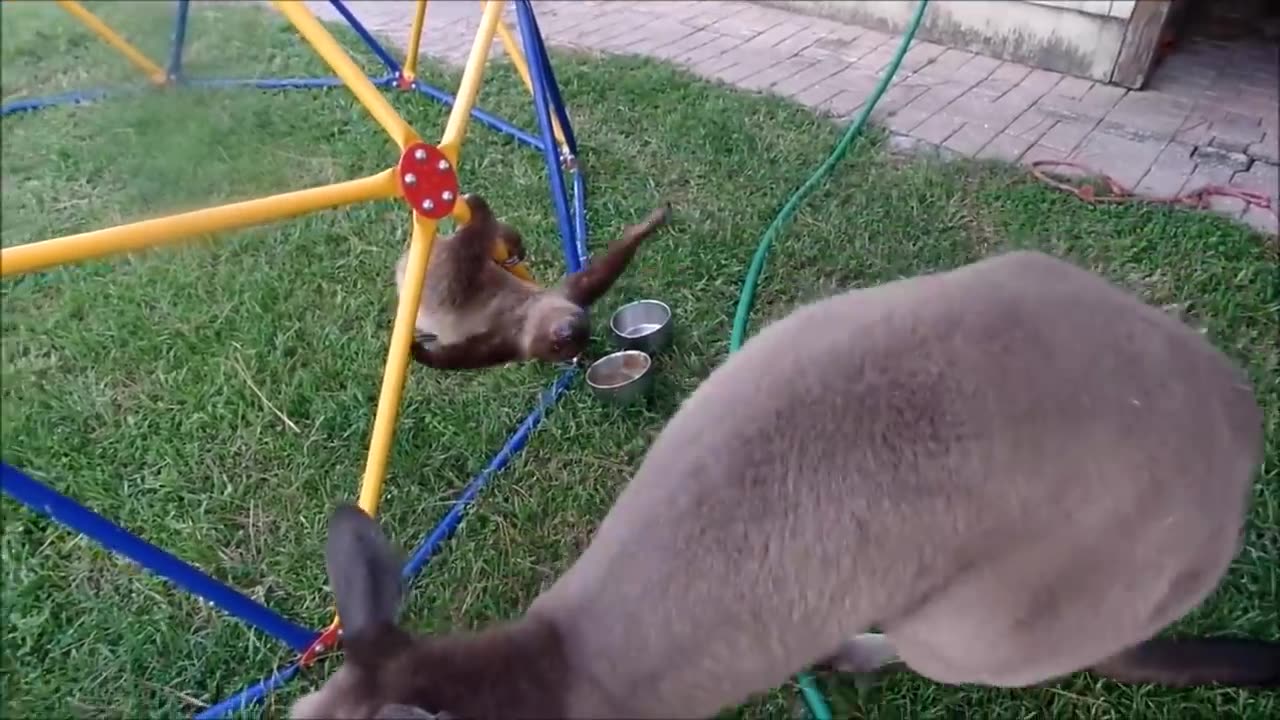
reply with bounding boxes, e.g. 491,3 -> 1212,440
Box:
192,661 -> 301,720
409,79 -> 544,151
325,0 -> 402,76
0,464 -> 317,652
514,0 -> 579,272
168,0 -> 191,80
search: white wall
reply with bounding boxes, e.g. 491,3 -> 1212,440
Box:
760,0 -> 1137,82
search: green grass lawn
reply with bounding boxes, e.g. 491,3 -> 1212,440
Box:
2,2 -> 1276,718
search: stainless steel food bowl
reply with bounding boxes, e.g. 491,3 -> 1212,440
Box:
585,350 -> 655,405
609,299 -> 674,355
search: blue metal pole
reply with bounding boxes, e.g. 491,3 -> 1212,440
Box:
1,87 -> 114,116
2,74 -> 399,117
167,0 -> 191,81
514,0 -> 579,272
193,661 -> 302,720
0,464 -> 318,652
184,74 -> 398,90
517,1 -> 579,157
571,169 -> 589,266
409,80 -> 544,151
402,368 -> 577,579
326,0 -> 402,76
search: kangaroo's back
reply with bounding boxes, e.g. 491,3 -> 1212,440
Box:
530,251 -> 1262,715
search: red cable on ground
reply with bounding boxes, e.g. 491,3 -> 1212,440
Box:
1028,159 -> 1276,219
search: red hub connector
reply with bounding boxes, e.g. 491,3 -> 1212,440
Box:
397,141 -> 459,220
299,623 -> 342,668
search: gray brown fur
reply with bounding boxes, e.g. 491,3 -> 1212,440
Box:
300,250 -> 1272,719
394,195 -> 671,370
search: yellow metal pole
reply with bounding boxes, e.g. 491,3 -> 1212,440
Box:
271,1 -> 420,150
402,0 -> 430,82
438,0 -> 504,156
494,15 -> 566,148
356,214 -> 439,513
55,0 -> 166,83
0,170 -> 400,277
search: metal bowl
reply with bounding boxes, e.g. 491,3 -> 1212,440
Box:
609,299 -> 674,355
585,350 -> 655,405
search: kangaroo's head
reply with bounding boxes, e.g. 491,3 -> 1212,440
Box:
290,505 -> 571,720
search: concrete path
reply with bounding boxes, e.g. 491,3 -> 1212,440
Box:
305,0 -> 1279,234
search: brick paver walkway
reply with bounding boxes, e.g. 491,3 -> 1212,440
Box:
306,0 -> 1279,234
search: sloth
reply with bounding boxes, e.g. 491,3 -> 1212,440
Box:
395,194 -> 670,370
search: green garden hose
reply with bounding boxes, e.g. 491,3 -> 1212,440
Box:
723,2 -> 931,718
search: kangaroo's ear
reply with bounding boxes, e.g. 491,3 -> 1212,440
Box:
325,504 -> 405,637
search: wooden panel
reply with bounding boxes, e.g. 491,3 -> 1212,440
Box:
1111,0 -> 1173,89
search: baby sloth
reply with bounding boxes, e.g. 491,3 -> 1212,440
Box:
395,194 -> 671,371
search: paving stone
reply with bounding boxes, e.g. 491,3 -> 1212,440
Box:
870,82 -> 930,116
880,106 -> 932,135
821,88 -> 874,118
1182,163 -> 1245,218
990,88 -> 1045,121
913,113 -> 966,145
930,48 -> 977,72
736,55 -> 820,91
1173,115 -> 1213,146
1005,108 -> 1057,143
773,27 -> 828,58
1039,120 -> 1096,153
954,54 -> 1002,83
707,6 -> 788,39
673,32 -> 745,66
770,57 -> 850,98
688,43 -> 751,76
898,40 -> 948,73
942,122 -> 1002,156
1019,68 -> 1067,94
1069,131 -> 1167,188
1021,143 -> 1084,173
976,132 -> 1036,162
1193,145 -> 1253,172
827,30 -> 892,63
1241,205 -> 1279,235
1036,93 -> 1108,124
986,61 -> 1033,87
1231,161 -> 1280,201
714,49 -> 794,84
900,81 -> 975,116
1134,142 -> 1197,198
1208,117 -> 1266,154
1104,92 -> 1192,138
792,79 -> 843,108
648,28 -> 723,61
940,90 -> 1004,122
1053,76 -> 1094,100
1134,166 -> 1192,199
854,45 -> 905,74
1248,131 -> 1280,164
618,20 -> 700,54
1079,83 -> 1127,111
811,67 -> 880,105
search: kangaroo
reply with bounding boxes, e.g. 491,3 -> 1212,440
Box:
294,250 -> 1274,719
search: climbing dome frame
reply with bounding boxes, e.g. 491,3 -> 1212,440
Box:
0,0 -> 588,715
